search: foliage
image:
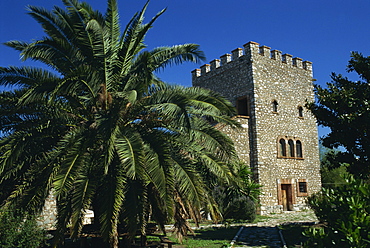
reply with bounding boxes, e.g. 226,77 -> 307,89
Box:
307,52 -> 370,178
0,209 -> 47,248
321,165 -> 348,189
279,224 -> 311,247
0,0 -> 241,247
320,148 -> 349,189
224,197 -> 256,222
212,164 -> 261,222
304,176 -> 370,247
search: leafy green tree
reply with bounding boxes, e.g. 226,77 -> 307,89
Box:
321,164 -> 349,189
307,52 -> 370,178
304,176 -> 370,248
0,0 -> 241,247
319,146 -> 349,189
0,209 -> 47,248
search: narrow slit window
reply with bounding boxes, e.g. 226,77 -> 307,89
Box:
288,139 -> 295,157
272,100 -> 278,112
298,106 -> 303,118
296,140 -> 303,158
279,139 -> 286,157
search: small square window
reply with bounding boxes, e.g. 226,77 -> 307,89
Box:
297,180 -> 308,196
299,182 -> 307,193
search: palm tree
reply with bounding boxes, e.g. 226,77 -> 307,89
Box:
0,0 -> 241,247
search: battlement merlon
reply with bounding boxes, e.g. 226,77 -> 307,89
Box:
192,41 -> 313,79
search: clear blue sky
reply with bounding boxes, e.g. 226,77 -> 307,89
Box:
1,0 -> 370,137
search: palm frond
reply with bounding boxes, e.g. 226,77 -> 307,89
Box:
69,167 -> 96,239
54,196 -> 72,247
185,86 -> 237,116
26,5 -> 74,47
96,158 -> 126,241
105,0 -> 120,50
118,1 -> 165,79
151,44 -> 206,71
172,155 -> 204,208
53,129 -> 89,199
114,130 -> 144,179
4,40 -> 30,52
189,118 -> 238,160
0,66 -> 60,89
17,39 -> 78,72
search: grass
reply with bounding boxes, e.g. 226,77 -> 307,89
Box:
252,214 -> 272,223
168,226 -> 240,248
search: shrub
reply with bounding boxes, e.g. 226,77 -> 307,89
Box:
223,195 -> 256,221
305,176 -> 370,247
212,164 -> 261,222
0,210 -> 47,248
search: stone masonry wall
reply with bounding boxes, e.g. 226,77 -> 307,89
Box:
37,190 -> 94,230
216,117 -> 251,166
192,41 -> 321,214
37,191 -> 57,230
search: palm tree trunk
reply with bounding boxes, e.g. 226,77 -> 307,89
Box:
110,230 -> 119,248
141,234 -> 147,246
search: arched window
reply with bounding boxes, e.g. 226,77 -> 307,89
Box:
296,140 -> 303,158
298,106 -> 303,118
272,100 -> 278,112
278,137 -> 304,159
279,139 -> 286,157
288,139 -> 295,157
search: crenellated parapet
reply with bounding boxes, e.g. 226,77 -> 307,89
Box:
192,41 -> 312,80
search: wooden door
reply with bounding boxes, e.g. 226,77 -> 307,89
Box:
281,184 -> 293,211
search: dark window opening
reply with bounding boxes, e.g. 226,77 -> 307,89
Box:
236,96 -> 250,116
272,100 -> 278,112
277,137 -> 304,159
288,139 -> 295,157
296,140 -> 303,158
298,106 -> 303,118
279,139 -> 286,157
299,182 -> 307,193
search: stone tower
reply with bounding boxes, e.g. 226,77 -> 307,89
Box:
192,41 -> 321,214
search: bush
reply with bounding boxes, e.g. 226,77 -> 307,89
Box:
305,176 -> 370,247
0,210 -> 47,248
212,164 -> 260,222
223,195 -> 256,221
